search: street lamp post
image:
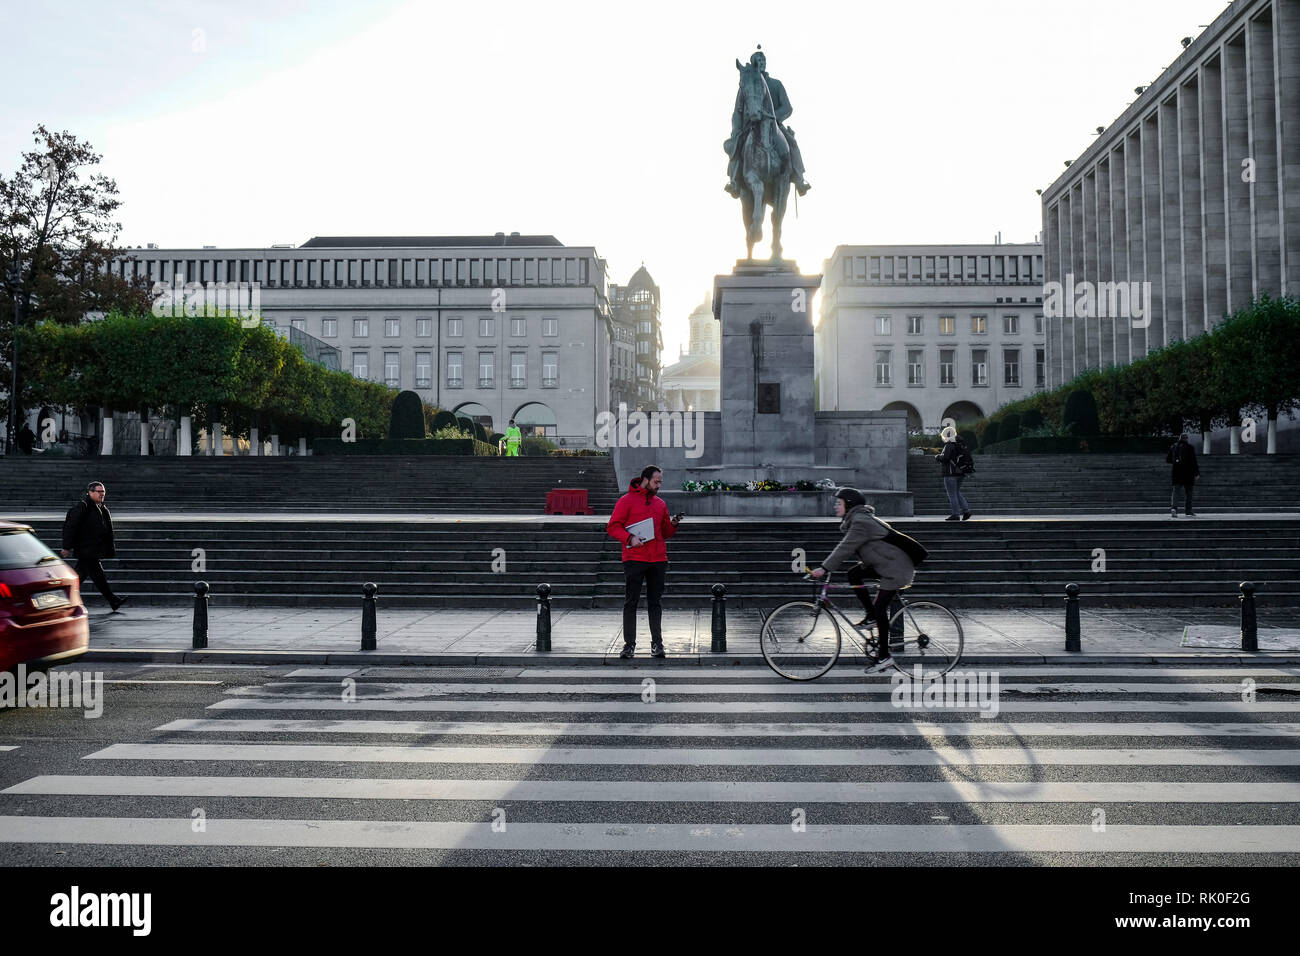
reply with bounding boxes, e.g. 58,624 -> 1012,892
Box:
5,260 -> 20,457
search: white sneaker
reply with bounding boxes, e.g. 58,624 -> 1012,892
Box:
864,655 -> 894,675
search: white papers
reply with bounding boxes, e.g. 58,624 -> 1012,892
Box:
625,517 -> 655,542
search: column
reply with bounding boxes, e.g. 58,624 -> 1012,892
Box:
1201,54 -> 1229,327
1225,31 -> 1255,312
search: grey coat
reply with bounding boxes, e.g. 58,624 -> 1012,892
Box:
820,504 -> 916,590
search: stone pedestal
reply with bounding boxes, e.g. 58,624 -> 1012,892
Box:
713,262 -> 822,468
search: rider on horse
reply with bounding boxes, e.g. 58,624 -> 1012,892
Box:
724,48 -> 811,198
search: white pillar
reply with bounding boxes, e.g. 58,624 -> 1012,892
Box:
271,434 -> 280,456
213,422 -> 225,456
298,437 -> 307,456
178,416 -> 192,456
100,409 -> 114,456
250,427 -> 260,456
1267,416 -> 1277,454
1229,425 -> 1241,454
139,410 -> 150,456
1201,430 -> 1211,454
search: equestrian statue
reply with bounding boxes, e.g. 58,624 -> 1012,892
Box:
724,47 -> 811,260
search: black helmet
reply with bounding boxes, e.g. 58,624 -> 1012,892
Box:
835,487 -> 866,510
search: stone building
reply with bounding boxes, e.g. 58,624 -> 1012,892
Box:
608,265 -> 663,410
816,243 -> 1046,431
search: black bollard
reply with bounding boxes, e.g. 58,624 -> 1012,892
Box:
1064,583 -> 1081,652
361,582 -> 377,651
535,583 -> 552,651
711,583 -> 727,652
1240,582 -> 1258,652
192,581 -> 209,650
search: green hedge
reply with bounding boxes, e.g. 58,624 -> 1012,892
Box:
981,436 -> 1173,455
312,438 -> 497,455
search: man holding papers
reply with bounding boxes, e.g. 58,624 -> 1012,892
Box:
606,464 -> 683,659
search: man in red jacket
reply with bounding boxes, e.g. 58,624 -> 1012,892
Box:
607,464 -> 682,659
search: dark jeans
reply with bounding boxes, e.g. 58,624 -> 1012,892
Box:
75,556 -> 120,605
845,563 -> 898,649
942,475 -> 970,517
623,560 -> 667,647
1172,481 -> 1195,514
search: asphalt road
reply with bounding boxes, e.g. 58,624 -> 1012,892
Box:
2,660 -> 1300,866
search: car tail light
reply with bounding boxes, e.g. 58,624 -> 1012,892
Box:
0,582 -> 12,598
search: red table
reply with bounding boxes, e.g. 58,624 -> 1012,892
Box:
544,488 -> 593,515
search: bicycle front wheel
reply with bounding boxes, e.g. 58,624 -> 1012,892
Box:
761,601 -> 842,681
888,601 -> 964,681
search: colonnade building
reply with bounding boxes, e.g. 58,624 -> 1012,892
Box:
1042,0 -> 1300,388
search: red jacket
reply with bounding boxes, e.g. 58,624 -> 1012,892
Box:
607,480 -> 678,562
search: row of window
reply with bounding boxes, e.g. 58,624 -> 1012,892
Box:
872,315 -> 1047,336
289,316 -> 561,339
871,347 -> 1047,388
841,253 -> 1044,284
347,350 -> 561,390
123,256 -> 592,288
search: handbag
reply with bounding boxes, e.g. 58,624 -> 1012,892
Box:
883,528 -> 929,568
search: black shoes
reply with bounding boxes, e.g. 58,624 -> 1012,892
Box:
961,512 -> 972,521
945,515 -> 961,521
864,653 -> 894,674
618,644 -> 634,659
651,642 -> 666,659
110,596 -> 129,612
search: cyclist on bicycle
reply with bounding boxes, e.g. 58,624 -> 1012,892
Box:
809,487 -> 917,672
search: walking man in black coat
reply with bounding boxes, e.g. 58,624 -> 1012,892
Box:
1166,433 -> 1200,518
61,481 -> 129,611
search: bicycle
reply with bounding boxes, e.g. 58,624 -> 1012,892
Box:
760,572 -> 964,682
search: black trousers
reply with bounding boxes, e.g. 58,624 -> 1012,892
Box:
75,556 -> 119,605
623,560 -> 667,647
845,563 -> 897,647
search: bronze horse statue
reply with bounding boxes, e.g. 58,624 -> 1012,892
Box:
733,58 -> 792,260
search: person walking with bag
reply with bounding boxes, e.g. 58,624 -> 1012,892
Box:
935,425 -> 973,521
60,481 -> 129,612
1167,433 -> 1200,517
810,487 -> 921,672
606,464 -> 681,659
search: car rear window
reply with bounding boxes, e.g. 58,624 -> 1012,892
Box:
0,529 -> 60,570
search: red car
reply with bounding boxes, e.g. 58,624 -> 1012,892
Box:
0,520 -> 89,672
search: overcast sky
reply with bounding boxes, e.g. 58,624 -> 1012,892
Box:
2,0 -> 1230,359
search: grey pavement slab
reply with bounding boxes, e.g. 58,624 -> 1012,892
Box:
72,603 -> 1300,666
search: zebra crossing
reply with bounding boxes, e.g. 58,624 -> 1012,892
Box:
3,664 -> 1300,862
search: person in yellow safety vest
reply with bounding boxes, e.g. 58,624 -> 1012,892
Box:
506,419 -> 522,457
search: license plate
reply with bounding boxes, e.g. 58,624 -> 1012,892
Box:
32,589 -> 70,609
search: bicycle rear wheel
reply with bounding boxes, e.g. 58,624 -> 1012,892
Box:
887,601 -> 963,681
760,601 -> 842,681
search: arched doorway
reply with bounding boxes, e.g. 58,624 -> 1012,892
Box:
452,402 -> 493,434
512,402 -> 557,438
881,400 -> 923,431
941,401 -> 984,426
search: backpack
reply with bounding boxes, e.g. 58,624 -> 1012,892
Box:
955,441 -> 976,476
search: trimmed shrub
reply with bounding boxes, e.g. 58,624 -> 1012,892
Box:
389,390 -> 426,440
1021,408 -> 1043,430
431,410 -> 459,432
1063,388 -> 1100,436
1000,412 -> 1022,441
980,420 -> 1000,448
958,429 -> 977,448
472,421 -> 488,443
521,435 -> 556,456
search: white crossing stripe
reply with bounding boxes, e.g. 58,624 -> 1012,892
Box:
234,680 -> 1292,696
0,816 -> 1296,852
207,698 -> 1300,714
518,667 -> 1300,679
9,776 -> 1300,804
286,668 -> 361,678
154,718 -> 1300,738
82,743 -> 1300,766
0,747 -> 16,752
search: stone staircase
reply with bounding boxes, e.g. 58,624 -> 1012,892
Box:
0,456 -> 622,515
18,517 -> 1300,611
906,453 -> 1300,515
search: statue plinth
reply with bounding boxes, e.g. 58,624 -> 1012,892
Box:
713,265 -> 822,469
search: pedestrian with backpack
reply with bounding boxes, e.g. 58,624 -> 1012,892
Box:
935,425 -> 973,521
1166,433 -> 1200,517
